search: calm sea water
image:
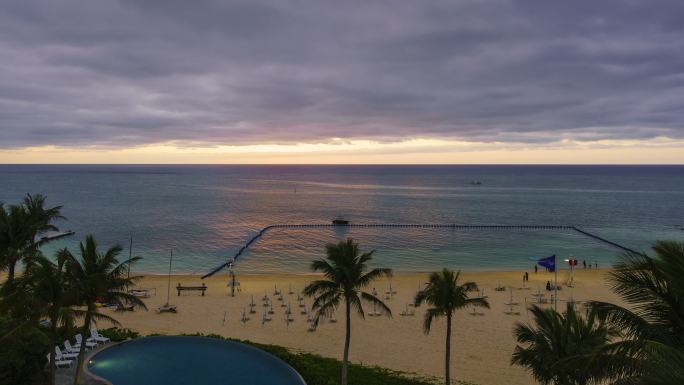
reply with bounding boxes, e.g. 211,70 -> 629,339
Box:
1,165 -> 683,274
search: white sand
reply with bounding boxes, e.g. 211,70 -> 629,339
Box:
98,269 -> 621,385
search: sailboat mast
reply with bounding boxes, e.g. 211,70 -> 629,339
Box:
127,235 -> 133,279
166,249 -> 173,305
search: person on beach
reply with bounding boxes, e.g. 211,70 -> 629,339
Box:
583,260 -> 587,269
534,265 -> 538,273
546,281 -> 551,291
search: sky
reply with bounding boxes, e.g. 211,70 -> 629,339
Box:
1,0 -> 683,164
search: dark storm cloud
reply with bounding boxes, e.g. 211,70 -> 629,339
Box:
0,0 -> 683,148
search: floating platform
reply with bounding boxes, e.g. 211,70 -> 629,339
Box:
38,230 -> 75,242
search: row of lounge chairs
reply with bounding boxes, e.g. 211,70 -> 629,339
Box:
46,329 -> 110,369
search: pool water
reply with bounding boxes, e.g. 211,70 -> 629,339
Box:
87,336 -> 306,385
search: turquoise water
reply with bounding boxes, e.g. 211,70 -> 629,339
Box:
87,336 -> 305,385
1,165 -> 683,274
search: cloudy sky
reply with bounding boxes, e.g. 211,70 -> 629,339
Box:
1,0 -> 683,163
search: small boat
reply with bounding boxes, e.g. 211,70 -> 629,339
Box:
332,216 -> 349,225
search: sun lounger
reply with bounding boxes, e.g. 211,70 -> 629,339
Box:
91,329 -> 110,344
157,304 -> 177,313
74,334 -> 97,350
55,346 -> 79,360
63,340 -> 79,354
47,353 -> 72,368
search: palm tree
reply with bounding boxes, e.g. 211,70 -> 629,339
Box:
303,239 -> 392,385
414,269 -> 489,385
23,255 -> 76,385
0,194 -> 63,283
62,235 -> 146,385
511,304 -> 615,385
588,240 -> 684,384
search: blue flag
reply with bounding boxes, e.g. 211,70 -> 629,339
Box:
537,255 -> 556,272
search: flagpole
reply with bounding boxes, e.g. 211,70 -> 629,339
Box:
554,254 -> 558,311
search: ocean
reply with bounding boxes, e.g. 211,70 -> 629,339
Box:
1,165 -> 683,275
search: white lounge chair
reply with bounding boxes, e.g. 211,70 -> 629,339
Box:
46,353 -> 72,368
90,329 -> 110,344
63,340 -> 79,354
74,334 -> 97,350
55,346 -> 79,360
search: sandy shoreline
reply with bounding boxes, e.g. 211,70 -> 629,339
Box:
93,269 -> 621,385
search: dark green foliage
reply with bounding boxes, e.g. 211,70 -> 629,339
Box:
414,269 -> 489,385
0,317 -> 49,385
303,239 -> 392,385
588,240 -> 684,384
0,194 -> 63,283
511,303 -> 615,385
97,327 -> 139,342
61,234 -> 147,385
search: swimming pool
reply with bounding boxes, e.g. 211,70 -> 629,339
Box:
87,336 -> 306,385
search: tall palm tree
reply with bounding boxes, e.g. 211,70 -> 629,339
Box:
0,194 -> 63,283
588,240 -> 684,384
23,255 -> 76,385
303,239 -> 392,385
414,269 -> 489,385
62,235 -> 146,385
511,304 -> 615,385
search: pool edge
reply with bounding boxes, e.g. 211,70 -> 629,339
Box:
83,341 -> 123,385
83,336 -> 307,385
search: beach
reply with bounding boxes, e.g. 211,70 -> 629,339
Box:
103,269 -> 622,385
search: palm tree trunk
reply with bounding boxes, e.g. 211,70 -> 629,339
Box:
73,306 -> 93,385
49,317 -> 58,385
341,298 -> 351,385
7,261 -> 15,284
445,313 -> 452,385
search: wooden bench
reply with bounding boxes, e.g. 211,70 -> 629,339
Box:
176,283 -> 207,296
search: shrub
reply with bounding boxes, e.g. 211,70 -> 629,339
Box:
182,333 -> 441,385
0,318 -> 49,385
98,327 -> 139,342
